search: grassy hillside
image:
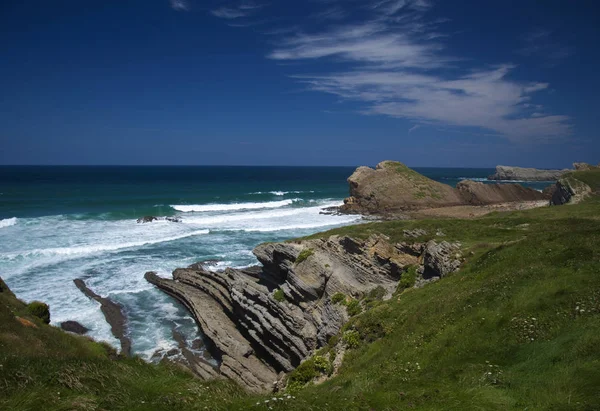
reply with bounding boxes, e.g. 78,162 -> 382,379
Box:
0,278 -> 244,410
2,170 -> 600,410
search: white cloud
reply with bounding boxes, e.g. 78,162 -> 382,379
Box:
170,0 -> 190,11
266,2 -> 571,142
210,2 -> 265,19
408,124 -> 420,133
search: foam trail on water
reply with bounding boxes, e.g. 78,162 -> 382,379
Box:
1,229 -> 209,260
172,199 -> 296,212
0,217 -> 17,229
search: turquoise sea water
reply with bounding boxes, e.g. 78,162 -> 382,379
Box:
0,166 -> 552,358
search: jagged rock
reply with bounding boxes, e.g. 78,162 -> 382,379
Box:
137,216 -> 158,223
550,176 -> 592,205
403,229 -> 427,238
60,320 -> 89,335
488,165 -> 569,181
145,271 -> 278,393
456,180 -> 547,205
421,240 -> 462,279
74,279 -> 131,356
146,234 -> 421,392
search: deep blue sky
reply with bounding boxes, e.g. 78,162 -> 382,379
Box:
1,0 -> 599,167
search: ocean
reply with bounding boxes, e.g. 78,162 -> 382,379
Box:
0,166 -> 552,359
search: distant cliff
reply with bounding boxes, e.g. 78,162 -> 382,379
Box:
339,161 -> 547,215
488,165 -> 569,181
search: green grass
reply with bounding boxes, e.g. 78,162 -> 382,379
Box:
0,279 -> 245,411
273,288 -> 286,302
2,170 -> 600,410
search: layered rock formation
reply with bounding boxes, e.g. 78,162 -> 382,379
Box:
146,233 -> 461,392
488,165 -> 569,181
340,161 -> 547,215
550,175 -> 592,205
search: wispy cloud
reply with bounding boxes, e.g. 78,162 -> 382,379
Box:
211,2 -> 265,19
205,0 -> 571,142
266,2 -> 571,142
518,28 -> 573,66
408,124 -> 420,133
170,0 -> 190,11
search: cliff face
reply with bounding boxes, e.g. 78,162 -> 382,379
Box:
340,161 -> 547,215
488,165 -> 569,181
146,234 -> 462,393
340,161 -> 466,214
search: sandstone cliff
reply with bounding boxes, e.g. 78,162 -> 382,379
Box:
340,161 -> 464,214
488,165 -> 569,181
146,233 -> 462,393
340,161 -> 547,215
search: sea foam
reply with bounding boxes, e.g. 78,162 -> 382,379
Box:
172,199 -> 296,213
0,217 -> 17,229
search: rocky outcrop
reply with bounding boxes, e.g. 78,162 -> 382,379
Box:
146,234 -> 458,393
340,161 -> 465,214
550,176 -> 592,205
421,241 -> 462,279
340,161 -> 548,215
488,165 -> 569,181
455,180 -> 546,205
572,162 -> 598,171
73,279 -> 131,356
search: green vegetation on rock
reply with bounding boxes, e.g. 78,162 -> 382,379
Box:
273,288 -> 286,302
331,292 -> 346,304
26,301 -> 50,324
346,299 -> 362,316
295,248 -> 314,265
398,265 -> 418,291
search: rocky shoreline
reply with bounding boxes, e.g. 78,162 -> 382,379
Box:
146,233 -> 462,392
144,160 -> 595,393
74,278 -> 132,356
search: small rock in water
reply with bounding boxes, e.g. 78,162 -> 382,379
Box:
137,216 -> 181,223
137,216 -> 158,223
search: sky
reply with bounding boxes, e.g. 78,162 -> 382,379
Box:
1,0 -> 599,167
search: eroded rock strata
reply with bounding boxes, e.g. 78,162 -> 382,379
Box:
146,234 -> 461,393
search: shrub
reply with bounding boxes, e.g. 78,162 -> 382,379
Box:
331,292 -> 346,305
295,248 -> 314,265
273,288 -> 286,303
397,265 -> 418,291
343,330 -> 360,348
27,301 -> 50,324
346,299 -> 362,316
366,286 -> 386,301
287,358 -> 319,388
313,355 -> 330,374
